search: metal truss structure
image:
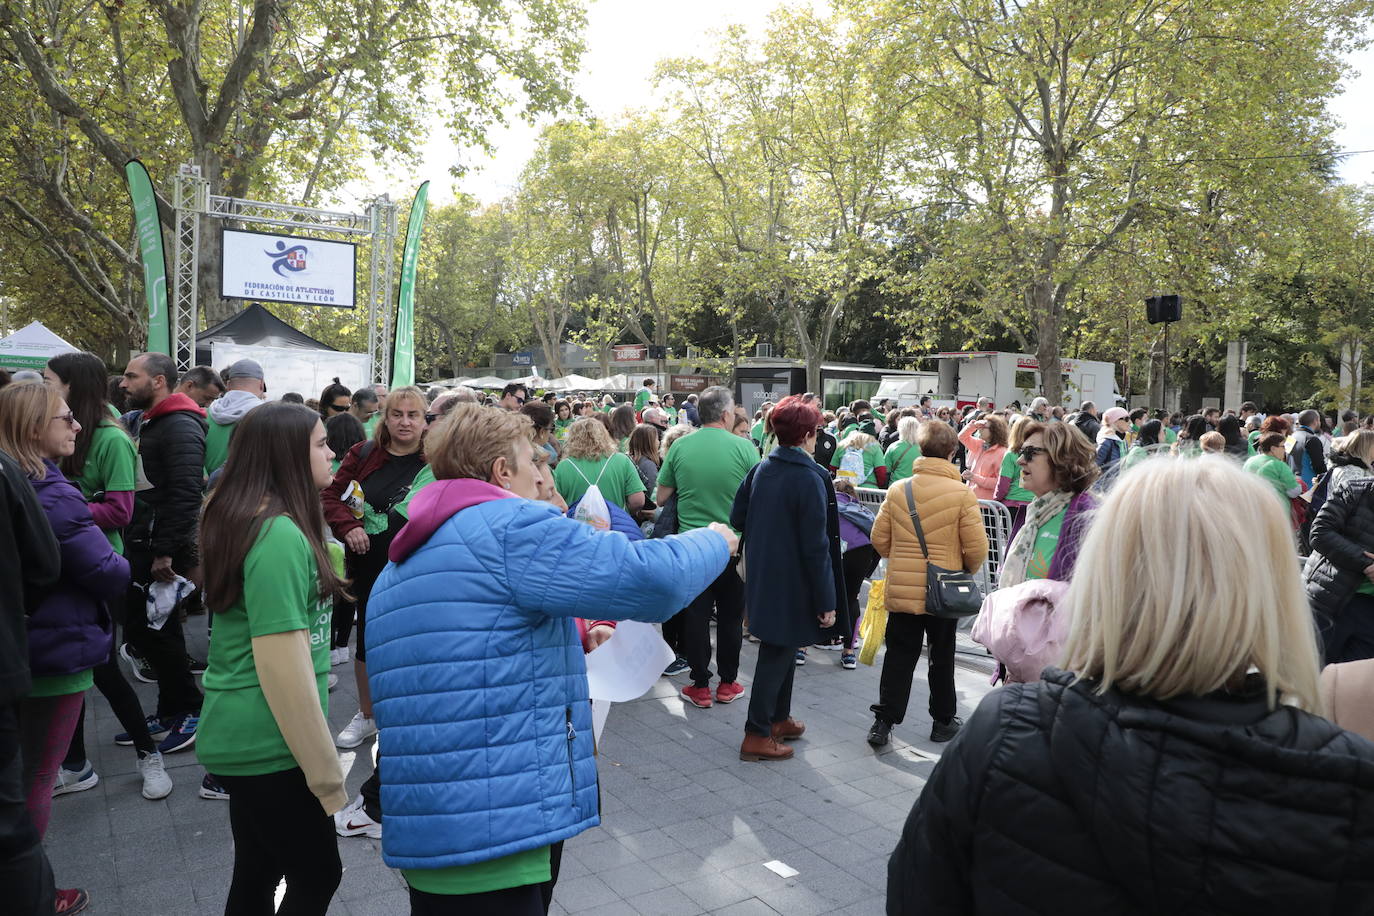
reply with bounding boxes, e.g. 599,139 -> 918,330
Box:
170,163 -> 398,381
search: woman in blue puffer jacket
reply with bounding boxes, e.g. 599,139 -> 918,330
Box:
365,405 -> 736,915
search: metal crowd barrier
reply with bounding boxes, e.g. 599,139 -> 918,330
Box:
855,487 -> 1012,594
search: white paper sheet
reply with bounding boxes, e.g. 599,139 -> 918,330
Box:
590,698 -> 611,745
583,620 -> 674,702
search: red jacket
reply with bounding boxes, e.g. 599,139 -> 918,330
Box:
321,440 -> 392,540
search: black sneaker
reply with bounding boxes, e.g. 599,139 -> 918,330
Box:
867,718 -> 892,748
186,654 -> 207,675
930,716 -> 963,743
662,656 -> 689,677
199,773 -> 229,800
119,644 -> 157,684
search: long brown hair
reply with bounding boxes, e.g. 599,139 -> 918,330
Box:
0,381 -> 60,478
201,402 -> 346,613
628,424 -> 661,466
47,351 -> 120,478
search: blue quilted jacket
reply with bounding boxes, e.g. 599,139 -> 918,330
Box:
366,478 -> 730,870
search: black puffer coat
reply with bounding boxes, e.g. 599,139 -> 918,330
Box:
126,396 -> 206,564
888,668 -> 1374,915
1305,475 -> 1374,627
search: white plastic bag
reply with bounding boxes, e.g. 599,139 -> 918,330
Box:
573,483 -> 612,531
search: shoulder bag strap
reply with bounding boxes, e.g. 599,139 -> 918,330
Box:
902,478 -> 931,560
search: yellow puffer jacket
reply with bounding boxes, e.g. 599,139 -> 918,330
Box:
872,457 -> 989,615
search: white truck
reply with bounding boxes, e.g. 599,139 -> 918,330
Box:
874,351 -> 1121,411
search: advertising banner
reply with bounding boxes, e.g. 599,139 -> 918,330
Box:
124,160 -> 170,354
221,228 -> 357,308
613,344 -> 648,361
391,181 -> 429,388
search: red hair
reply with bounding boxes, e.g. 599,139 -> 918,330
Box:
769,395 -> 822,446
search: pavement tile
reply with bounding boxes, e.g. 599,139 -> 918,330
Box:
552,874 -> 620,913
625,884 -> 707,916
678,872 -> 754,910
599,860 -> 672,897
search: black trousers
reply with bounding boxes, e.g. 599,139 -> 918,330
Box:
331,594 -> 356,651
0,703 -> 54,916
871,613 -> 957,725
661,611 -> 686,657
125,550 -> 201,719
746,643 -> 796,736
1322,592 -> 1374,664
346,537 -> 392,664
820,545 -> 879,647
66,635 -> 157,764
406,842 -> 563,915
685,558 -> 745,688
218,768 -> 341,916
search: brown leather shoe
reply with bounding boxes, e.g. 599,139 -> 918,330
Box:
770,718 -> 805,740
740,733 -> 794,761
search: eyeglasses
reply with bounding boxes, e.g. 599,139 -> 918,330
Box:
424,412 -> 438,424
51,413 -> 78,428
327,402 -> 350,413
1017,445 -> 1046,461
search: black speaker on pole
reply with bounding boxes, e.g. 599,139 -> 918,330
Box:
1145,294 -> 1182,324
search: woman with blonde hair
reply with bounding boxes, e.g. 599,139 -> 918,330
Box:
553,416 -> 645,512
884,416 -> 922,485
890,457 -> 1374,913
321,385 -> 428,752
833,430 -> 887,487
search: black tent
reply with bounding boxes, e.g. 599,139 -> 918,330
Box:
196,303 -> 336,366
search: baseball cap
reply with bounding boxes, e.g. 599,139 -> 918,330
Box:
223,358 -> 265,381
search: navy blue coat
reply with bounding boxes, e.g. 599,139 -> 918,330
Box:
730,446 -> 847,648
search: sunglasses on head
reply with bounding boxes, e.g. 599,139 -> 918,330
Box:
1017,445 -> 1046,461
327,402 -> 350,412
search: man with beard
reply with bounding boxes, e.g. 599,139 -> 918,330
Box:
119,353 -> 207,756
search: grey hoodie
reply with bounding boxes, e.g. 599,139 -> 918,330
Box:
208,389 -> 263,426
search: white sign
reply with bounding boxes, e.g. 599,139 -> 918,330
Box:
209,343 -> 371,402
583,620 -> 674,703
221,229 -> 357,308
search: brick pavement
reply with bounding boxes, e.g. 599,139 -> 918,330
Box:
42,611 -> 996,915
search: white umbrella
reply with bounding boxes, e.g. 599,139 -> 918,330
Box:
465,376 -> 508,389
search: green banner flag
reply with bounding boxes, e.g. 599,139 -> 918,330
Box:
124,160 -> 170,355
391,181 -> 429,388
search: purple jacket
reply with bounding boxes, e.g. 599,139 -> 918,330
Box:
28,460 -> 126,677
1007,490 -> 1096,582
836,492 -> 872,551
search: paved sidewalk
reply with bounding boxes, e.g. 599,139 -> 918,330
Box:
42,612 -> 996,915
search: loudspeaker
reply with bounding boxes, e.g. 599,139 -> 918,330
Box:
1145,294 -> 1182,324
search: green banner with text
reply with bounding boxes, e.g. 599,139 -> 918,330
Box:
391,181 -> 429,388
124,160 -> 170,355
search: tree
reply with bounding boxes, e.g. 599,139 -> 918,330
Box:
867,0 -> 1372,404
0,0 -> 587,329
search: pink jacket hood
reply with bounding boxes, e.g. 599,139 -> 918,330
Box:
390,478 -> 516,562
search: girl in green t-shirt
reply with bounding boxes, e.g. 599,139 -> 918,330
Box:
553,418 -> 647,512
198,402 -> 351,911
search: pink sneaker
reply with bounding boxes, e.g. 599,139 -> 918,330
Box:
715,681 -> 745,704
681,685 -> 713,708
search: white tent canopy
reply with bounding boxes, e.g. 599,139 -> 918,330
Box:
464,376 -> 509,389
0,321 -> 77,370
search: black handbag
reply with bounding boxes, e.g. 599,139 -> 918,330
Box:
903,479 -> 983,619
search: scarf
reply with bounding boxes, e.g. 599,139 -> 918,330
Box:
999,488 -> 1074,588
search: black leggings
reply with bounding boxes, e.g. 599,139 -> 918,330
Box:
819,545 -> 879,649
346,538 -> 392,663
65,644 -> 157,764
218,768 -> 341,916
406,842 -> 563,915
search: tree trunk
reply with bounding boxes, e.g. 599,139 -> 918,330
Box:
1033,280 -> 1064,406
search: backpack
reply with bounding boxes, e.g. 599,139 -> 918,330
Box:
837,447 -> 867,485
837,498 -> 875,535
565,494 -> 644,541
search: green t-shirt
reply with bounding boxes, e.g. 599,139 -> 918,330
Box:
657,426 -> 759,532
76,422 -> 137,553
1243,453 -> 1299,508
554,418 -> 575,442
998,449 -> 1033,503
396,464 -> 436,521
403,846 -> 551,896
884,440 -> 921,484
204,418 -> 236,476
1164,427 -> 1178,444
363,414 -> 382,437
1025,507 -> 1069,581
29,670 -> 94,698
634,389 -> 653,412
553,453 -> 645,510
1118,444 -> 1151,475
197,516 -> 332,777
751,419 -> 766,446
663,407 -> 679,423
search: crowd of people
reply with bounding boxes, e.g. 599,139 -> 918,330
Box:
3,356 -> 1373,915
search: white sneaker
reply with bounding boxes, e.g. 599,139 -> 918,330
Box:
331,647 -> 350,667
327,672 -> 339,691
335,711 -> 377,748
334,798 -> 382,838
138,752 -> 173,800
52,762 -> 98,796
